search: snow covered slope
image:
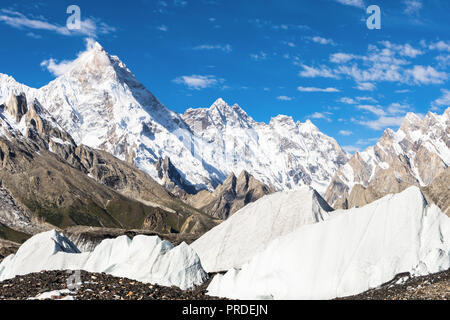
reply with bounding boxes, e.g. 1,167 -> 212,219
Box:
0,41 -> 348,194
183,99 -> 348,193
0,230 -> 207,290
326,109 -> 450,207
207,187 -> 450,300
191,187 -> 333,273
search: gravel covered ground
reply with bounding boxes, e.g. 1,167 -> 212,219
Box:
338,269 -> 449,300
0,270 -> 224,300
0,269 -> 448,300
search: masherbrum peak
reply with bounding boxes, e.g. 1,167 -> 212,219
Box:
0,40 -> 349,194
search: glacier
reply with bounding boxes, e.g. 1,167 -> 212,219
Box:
0,230 -> 207,290
191,187 -> 334,273
206,187 -> 450,299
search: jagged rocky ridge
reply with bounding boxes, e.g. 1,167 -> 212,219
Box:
326,109 -> 450,211
185,170 -> 274,219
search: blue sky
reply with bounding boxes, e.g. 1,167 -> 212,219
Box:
0,0 -> 449,153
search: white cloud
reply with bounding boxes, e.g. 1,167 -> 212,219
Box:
309,112 -> 332,122
339,97 -> 357,104
298,64 -> 338,78
355,82 -> 376,91
330,53 -> 357,64
311,36 -> 335,46
406,65 -> 448,84
429,41 -> 450,52
358,116 -> 405,130
357,96 -> 378,103
277,96 -> 293,101
40,58 -> 75,77
356,105 -> 386,116
387,103 -> 409,114
403,0 -> 422,15
431,89 -> 450,110
157,24 -> 168,32
0,9 -> 114,38
325,42 -> 446,87
435,54 -> 450,69
298,86 -> 340,92
334,0 -> 365,8
250,51 -> 268,61
173,75 -> 220,90
339,130 -> 353,136
380,41 -> 423,58
40,38 -> 99,77
395,89 -> 411,93
193,44 -> 232,53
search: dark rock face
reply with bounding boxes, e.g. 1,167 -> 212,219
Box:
186,170 -> 274,219
154,156 -> 197,197
7,93 -> 28,122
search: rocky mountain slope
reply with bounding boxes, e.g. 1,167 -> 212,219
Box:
325,109 -> 449,209
0,92 -> 219,240
0,42 -> 348,195
185,170 -> 274,219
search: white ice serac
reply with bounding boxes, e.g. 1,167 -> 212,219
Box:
0,230 -> 207,290
207,187 -> 450,300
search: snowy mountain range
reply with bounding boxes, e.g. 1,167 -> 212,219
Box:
0,41 -> 448,201
0,42 -> 349,195
325,109 -> 450,208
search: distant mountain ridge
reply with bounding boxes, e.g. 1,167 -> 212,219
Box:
326,108 -> 450,210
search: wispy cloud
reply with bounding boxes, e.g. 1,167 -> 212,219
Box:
403,0 -> 422,15
298,64 -> 338,79
334,0 -> 365,8
358,116 -> 406,130
310,36 -> 335,46
309,112 -> 332,122
193,44 -> 232,53
250,52 -> 268,61
313,42 -> 448,86
277,95 -> 293,101
339,130 -> 353,136
298,86 -> 339,93
354,102 -> 412,130
0,9 -> 115,38
157,24 -> 168,32
431,89 -> 450,110
40,38 -> 101,77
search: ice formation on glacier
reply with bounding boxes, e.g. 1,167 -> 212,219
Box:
0,230 -> 207,290
191,187 -> 334,273
207,187 -> 450,299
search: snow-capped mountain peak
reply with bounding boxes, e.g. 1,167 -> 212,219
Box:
0,42 -> 350,194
